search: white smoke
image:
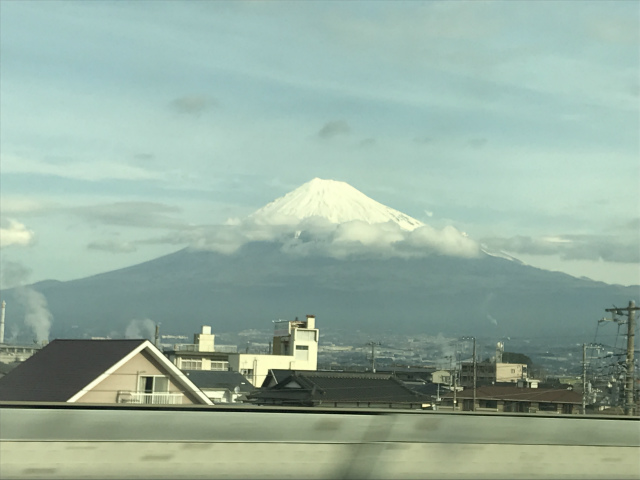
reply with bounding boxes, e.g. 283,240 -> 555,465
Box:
1,260 -> 53,342
125,318 -> 156,340
14,287 -> 53,343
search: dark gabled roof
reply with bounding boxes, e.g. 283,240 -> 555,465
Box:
251,370 -> 429,405
0,339 -> 146,402
183,370 -> 253,393
443,386 -> 582,404
260,369 -> 296,388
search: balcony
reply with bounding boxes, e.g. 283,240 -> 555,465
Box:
117,391 -> 184,405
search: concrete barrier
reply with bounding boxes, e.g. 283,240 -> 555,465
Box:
1,403 -> 638,479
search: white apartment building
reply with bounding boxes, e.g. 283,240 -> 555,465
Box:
167,316 -> 320,387
227,315 -> 319,386
165,326 -> 236,372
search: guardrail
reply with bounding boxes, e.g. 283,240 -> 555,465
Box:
1,403 -> 638,480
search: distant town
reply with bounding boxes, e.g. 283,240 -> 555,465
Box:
1,300 -> 637,416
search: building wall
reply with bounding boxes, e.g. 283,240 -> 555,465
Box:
496,363 -> 527,383
228,354 -> 301,386
76,350 -> 197,404
432,370 -> 452,385
0,345 -> 40,364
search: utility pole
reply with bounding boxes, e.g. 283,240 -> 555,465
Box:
582,344 -> 587,415
462,336 -> 476,412
366,341 -> 380,373
605,301 -> 638,416
453,364 -> 457,411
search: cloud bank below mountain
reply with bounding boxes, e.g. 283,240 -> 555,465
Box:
145,216 -> 481,260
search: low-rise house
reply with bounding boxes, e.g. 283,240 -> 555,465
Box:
249,370 -> 429,408
441,385 -> 582,414
183,370 -> 253,403
0,339 -> 212,405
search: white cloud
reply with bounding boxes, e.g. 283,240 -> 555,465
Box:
143,217 -> 482,260
0,219 -> 35,248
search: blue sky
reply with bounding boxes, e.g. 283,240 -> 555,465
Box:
0,1 -> 638,287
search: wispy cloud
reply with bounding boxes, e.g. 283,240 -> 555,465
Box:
87,240 -> 138,254
169,95 -> 217,116
72,202 -> 186,229
317,120 -> 351,139
482,232 -> 640,264
2,154 -> 162,182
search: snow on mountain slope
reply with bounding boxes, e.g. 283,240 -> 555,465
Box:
250,178 -> 424,231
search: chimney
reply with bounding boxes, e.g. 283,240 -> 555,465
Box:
0,301 -> 5,344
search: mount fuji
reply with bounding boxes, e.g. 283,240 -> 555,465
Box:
250,178 -> 424,231
1,179 -> 637,342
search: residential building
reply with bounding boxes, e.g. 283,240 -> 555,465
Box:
441,385 -> 581,414
250,370 -> 429,408
459,361 -> 528,387
167,316 -> 320,386
0,339 -> 211,405
164,326 -> 236,371
226,315 -> 319,386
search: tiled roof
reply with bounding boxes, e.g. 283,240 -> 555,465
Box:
0,339 -> 145,402
443,385 -> 582,404
251,370 -> 429,405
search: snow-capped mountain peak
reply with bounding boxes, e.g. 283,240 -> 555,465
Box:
250,178 -> 424,231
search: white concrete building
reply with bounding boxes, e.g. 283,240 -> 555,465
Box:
165,326 -> 236,372
227,315 -> 319,386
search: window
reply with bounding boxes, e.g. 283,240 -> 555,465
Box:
138,376 -> 169,394
295,344 -> 309,361
180,359 -> 202,370
210,361 -> 228,371
539,402 -> 558,412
